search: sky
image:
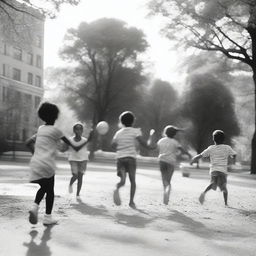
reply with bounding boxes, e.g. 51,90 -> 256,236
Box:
44,0 -> 185,87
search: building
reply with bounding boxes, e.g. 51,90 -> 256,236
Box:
0,0 -> 44,149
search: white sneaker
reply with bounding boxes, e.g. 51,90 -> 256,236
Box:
43,214 -> 58,225
29,203 -> 39,225
68,185 -> 73,194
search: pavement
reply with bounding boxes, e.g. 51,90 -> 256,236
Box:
0,159 -> 256,256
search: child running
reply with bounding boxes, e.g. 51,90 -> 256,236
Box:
68,122 -> 92,199
26,102 -> 86,225
190,130 -> 236,206
157,125 -> 191,205
111,111 -> 154,209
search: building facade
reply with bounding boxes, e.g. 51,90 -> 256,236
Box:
0,1 -> 44,148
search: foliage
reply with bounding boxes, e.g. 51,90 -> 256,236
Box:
0,0 -> 80,19
181,73 -> 240,153
145,79 -> 179,139
57,18 -> 148,152
149,0 -> 256,173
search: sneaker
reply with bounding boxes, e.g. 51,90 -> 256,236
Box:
199,193 -> 205,205
113,189 -> 121,206
68,185 -> 73,194
29,204 -> 39,225
43,214 -> 58,225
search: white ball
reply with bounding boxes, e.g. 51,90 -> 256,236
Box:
96,121 -> 109,135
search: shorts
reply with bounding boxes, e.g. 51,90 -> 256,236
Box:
117,157 -> 136,177
159,161 -> 175,184
211,171 -> 227,191
69,161 -> 87,174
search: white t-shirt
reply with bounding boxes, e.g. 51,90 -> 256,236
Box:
112,127 -> 142,159
68,136 -> 89,161
29,125 -> 63,181
157,137 -> 181,165
201,144 -> 236,174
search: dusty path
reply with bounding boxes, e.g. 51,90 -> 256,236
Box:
0,160 -> 255,256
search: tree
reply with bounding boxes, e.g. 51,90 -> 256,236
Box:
59,18 -> 148,152
182,73 -> 240,156
146,79 -> 179,139
0,0 -> 80,19
149,0 -> 256,173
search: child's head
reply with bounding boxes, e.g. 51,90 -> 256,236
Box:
119,111 -> 135,127
73,122 -> 84,136
212,130 -> 225,144
38,102 -> 59,124
164,125 -> 179,138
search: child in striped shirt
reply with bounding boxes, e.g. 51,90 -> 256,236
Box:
190,130 -> 236,206
111,111 -> 154,209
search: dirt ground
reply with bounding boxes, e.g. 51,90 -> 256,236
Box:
0,160 -> 256,256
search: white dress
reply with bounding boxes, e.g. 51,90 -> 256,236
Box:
29,125 -> 63,181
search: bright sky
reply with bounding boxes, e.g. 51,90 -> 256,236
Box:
44,0 -> 184,86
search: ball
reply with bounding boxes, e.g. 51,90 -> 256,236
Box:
96,121 -> 109,135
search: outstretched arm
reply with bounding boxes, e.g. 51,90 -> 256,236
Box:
190,154 -> 203,165
136,136 -> 157,150
25,134 -> 37,154
61,136 -> 88,152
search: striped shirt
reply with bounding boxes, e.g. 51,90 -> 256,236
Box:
112,127 -> 142,159
201,144 -> 236,174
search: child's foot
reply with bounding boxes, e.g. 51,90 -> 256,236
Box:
129,202 -> 136,209
68,185 -> 73,193
76,195 -> 82,201
113,189 -> 121,206
29,204 -> 39,225
43,214 -> 58,226
199,193 -> 205,204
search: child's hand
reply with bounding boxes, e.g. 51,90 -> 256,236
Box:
149,129 -> 155,136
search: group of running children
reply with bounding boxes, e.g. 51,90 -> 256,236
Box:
26,102 -> 236,225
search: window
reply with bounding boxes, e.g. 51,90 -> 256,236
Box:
36,55 -> 42,68
34,96 -> 41,109
13,47 -> 22,60
27,72 -> 33,85
22,129 -> 27,141
2,87 -> 7,102
2,64 -> 6,76
25,94 -> 32,106
4,43 -> 8,55
35,75 -> 41,87
13,68 -> 21,81
27,53 -> 33,65
35,35 -> 42,48
15,91 -> 21,101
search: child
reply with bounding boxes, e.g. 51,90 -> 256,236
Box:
26,102 -> 87,225
111,111 -> 154,209
157,125 -> 191,205
190,130 -> 236,206
68,122 -> 92,199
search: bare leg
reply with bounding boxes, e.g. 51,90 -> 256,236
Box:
77,172 -> 83,196
114,171 -> 126,206
128,171 -> 136,208
199,183 -> 215,204
222,184 -> 228,206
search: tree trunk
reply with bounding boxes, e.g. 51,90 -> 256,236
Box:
250,72 -> 256,174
